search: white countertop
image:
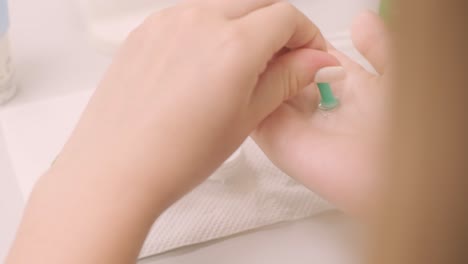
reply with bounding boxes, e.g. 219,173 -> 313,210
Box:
0,0 -> 377,262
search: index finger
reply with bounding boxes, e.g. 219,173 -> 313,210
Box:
237,2 -> 327,63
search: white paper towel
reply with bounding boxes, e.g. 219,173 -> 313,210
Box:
0,90 -> 332,258
140,138 -> 333,257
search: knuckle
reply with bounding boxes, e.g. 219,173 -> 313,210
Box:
273,1 -> 298,20
280,63 -> 300,100
276,1 -> 296,13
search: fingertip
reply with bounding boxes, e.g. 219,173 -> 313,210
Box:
352,10 -> 385,48
314,66 -> 346,83
299,49 -> 342,75
352,10 -> 381,30
352,11 -> 374,41
351,10 -> 388,74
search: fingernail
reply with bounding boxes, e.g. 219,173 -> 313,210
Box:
314,66 -> 346,83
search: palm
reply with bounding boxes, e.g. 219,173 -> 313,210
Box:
253,12 -> 388,212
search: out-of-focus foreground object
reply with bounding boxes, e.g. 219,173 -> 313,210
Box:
0,0 -> 17,105
374,0 -> 468,263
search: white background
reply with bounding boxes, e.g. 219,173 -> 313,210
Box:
0,0 -> 378,262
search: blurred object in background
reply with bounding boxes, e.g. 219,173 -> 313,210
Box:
77,0 -> 177,53
373,0 -> 468,263
379,0 -> 390,21
77,0 -> 380,54
0,0 -> 17,105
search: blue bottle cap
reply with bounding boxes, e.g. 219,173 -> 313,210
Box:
0,0 -> 10,36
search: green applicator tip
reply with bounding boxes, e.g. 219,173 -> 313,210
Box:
317,83 -> 340,111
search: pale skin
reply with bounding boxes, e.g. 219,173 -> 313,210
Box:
254,11 -> 389,214
6,0 -> 388,263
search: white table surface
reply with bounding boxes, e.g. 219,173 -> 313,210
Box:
0,0 -> 377,262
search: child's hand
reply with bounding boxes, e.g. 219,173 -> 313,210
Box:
253,11 -> 390,214
53,0 -> 339,202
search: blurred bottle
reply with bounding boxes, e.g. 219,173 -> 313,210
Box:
0,0 -> 16,105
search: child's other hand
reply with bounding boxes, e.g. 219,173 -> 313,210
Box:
253,11 -> 390,214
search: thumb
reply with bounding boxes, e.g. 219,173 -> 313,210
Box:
251,48 -> 341,122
